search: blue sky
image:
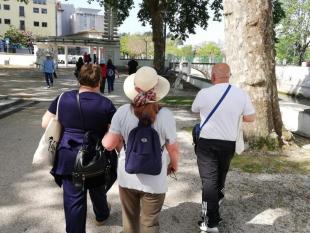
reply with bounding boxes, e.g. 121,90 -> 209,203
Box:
61,0 -> 224,46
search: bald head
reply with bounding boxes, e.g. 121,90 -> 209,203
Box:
211,63 -> 231,84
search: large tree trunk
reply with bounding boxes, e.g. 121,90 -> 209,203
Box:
146,0 -> 165,74
224,0 -> 283,145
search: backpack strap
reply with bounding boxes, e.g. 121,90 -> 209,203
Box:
199,84 -> 232,131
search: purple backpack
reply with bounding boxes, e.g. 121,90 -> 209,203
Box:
125,120 -> 163,175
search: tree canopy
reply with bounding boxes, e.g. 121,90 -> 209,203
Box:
2,26 -> 34,47
120,32 -> 154,58
276,0 -> 310,65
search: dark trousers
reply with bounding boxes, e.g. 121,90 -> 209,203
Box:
44,72 -> 53,87
196,138 -> 235,225
62,178 -> 110,233
100,78 -> 106,93
107,76 -> 115,92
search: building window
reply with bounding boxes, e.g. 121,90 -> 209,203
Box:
33,8 -> 39,13
4,4 -> 10,10
0,19 -> 2,24
20,20 -> 25,30
19,6 -> 25,17
41,8 -> 47,14
33,0 -> 46,4
4,19 -> 11,25
42,22 -> 47,27
34,21 -> 39,27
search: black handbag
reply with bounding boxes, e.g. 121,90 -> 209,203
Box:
72,92 -> 117,191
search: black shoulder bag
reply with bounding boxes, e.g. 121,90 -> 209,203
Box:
72,92 -> 117,191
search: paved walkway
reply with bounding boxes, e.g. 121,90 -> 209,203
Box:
0,68 -> 309,233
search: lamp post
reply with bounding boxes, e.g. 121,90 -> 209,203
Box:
161,9 -> 167,71
144,38 -> 148,59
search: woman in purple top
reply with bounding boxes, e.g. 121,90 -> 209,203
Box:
41,64 -> 116,233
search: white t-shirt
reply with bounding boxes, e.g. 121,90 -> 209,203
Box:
192,83 -> 255,141
109,104 -> 177,194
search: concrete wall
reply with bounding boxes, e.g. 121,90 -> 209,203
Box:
0,53 -> 36,66
276,66 -> 310,98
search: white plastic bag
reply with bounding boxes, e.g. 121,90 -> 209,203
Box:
32,93 -> 63,166
235,117 -> 245,155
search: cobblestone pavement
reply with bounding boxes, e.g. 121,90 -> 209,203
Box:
0,68 -> 309,233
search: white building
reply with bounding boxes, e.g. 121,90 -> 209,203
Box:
56,3 -> 104,36
0,0 -> 57,37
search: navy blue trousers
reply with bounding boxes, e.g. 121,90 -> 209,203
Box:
196,138 -> 235,226
107,76 -> 115,92
44,72 -> 53,87
62,178 -> 110,233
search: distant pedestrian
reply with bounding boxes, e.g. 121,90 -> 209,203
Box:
192,63 -> 256,233
41,64 -> 116,233
99,59 -> 107,93
74,57 -> 84,78
42,54 -> 55,88
127,59 -> 138,75
83,52 -> 91,64
94,54 -> 97,64
106,59 -> 118,93
103,66 -> 179,233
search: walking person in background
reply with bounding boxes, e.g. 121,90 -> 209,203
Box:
41,64 -> 116,233
103,66 -> 179,233
127,58 -> 139,75
99,59 -> 107,94
43,54 -> 55,89
75,57 -> 84,78
192,63 -> 256,233
83,52 -> 91,64
106,59 -> 119,93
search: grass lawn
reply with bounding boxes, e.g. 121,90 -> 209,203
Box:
231,153 -> 310,174
161,96 -> 195,106
182,127 -> 310,174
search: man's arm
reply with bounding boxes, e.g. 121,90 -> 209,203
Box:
191,92 -> 201,113
243,113 -> 255,122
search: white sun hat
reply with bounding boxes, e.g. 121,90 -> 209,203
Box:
123,66 -> 170,102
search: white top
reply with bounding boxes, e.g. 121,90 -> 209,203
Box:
192,83 -> 255,141
109,104 -> 177,194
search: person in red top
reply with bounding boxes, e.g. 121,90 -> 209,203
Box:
99,59 -> 107,93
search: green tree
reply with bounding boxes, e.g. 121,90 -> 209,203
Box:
196,42 -> 221,57
3,26 -> 31,46
120,33 -> 154,58
276,0 -> 310,65
120,33 -> 130,57
18,0 -> 284,73
79,0 -> 222,73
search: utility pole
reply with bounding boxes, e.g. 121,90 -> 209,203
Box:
144,39 -> 148,59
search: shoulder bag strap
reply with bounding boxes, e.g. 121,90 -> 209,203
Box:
55,92 -> 64,120
76,91 -> 86,131
199,84 -> 232,131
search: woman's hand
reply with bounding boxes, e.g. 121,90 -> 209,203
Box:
102,132 -> 123,151
167,162 -> 177,175
166,142 -> 179,175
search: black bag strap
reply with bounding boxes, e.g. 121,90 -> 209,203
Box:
199,84 -> 232,131
76,91 -> 86,131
